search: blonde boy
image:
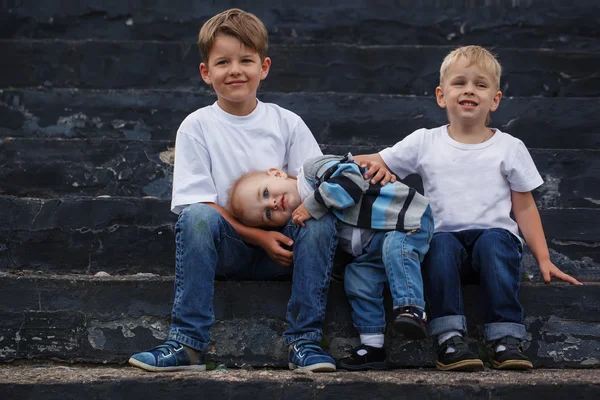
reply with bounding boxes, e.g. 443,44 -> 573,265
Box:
129,8 -> 340,372
356,46 -> 581,371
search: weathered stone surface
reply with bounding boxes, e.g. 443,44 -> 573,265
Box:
2,139 -> 599,209
2,0 -> 599,50
0,275 -> 598,368
1,367 -> 600,400
2,89 -> 599,149
3,40 -> 599,97
0,197 -> 598,279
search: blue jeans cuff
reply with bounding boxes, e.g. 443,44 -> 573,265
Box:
354,324 -> 386,334
485,322 -> 527,341
168,330 -> 205,352
393,298 -> 426,310
429,315 -> 467,337
283,332 -> 322,347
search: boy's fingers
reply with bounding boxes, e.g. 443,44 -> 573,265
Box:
542,270 -> 551,284
555,271 -> 583,285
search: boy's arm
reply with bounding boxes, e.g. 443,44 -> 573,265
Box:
511,190 -> 582,285
303,162 -> 366,219
205,202 -> 294,267
354,154 -> 394,184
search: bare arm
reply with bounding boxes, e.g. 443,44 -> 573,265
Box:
204,202 -> 294,266
353,153 -> 396,185
511,191 -> 582,285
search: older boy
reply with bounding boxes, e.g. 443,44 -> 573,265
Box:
356,46 -> 581,371
128,8 -> 339,372
227,154 -> 434,370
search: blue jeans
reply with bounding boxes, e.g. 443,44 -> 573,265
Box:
343,206 -> 434,334
422,228 -> 526,341
168,203 -> 338,351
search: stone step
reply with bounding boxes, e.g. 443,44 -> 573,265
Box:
0,274 -> 598,368
1,138 -> 599,211
3,0 -> 599,49
3,40 -> 599,97
0,196 -> 598,280
1,366 -> 599,400
2,89 -> 599,148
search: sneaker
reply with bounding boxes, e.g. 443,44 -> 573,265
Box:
288,339 -> 336,372
392,306 -> 428,339
337,344 -> 388,371
128,340 -> 206,372
492,337 -> 533,370
436,335 -> 484,371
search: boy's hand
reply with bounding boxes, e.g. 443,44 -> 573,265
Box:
539,259 -> 583,285
360,161 -> 396,186
259,231 -> 294,266
292,204 -> 312,227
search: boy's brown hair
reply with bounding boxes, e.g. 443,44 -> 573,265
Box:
198,8 -> 269,63
439,45 -> 502,126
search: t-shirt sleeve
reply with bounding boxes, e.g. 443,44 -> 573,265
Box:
378,129 -> 423,179
171,130 -> 217,214
504,140 -> 544,192
286,118 -> 322,176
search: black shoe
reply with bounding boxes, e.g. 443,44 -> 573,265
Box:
436,335 -> 484,371
392,306 -> 428,339
492,337 -> 533,370
337,344 -> 388,371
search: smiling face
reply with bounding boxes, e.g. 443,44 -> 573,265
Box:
435,56 -> 502,127
200,34 -> 271,116
231,169 -> 301,228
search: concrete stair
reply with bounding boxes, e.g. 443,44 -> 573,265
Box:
1,366 -> 599,399
1,0 -> 599,386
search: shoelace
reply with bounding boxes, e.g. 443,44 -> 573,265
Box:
295,340 -> 326,357
150,340 -> 181,356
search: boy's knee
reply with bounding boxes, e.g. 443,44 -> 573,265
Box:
430,232 -> 459,253
302,213 -> 338,237
178,203 -> 225,233
476,228 -> 519,254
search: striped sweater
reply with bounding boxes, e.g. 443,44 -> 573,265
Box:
302,153 -> 429,231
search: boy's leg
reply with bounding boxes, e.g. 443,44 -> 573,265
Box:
422,231 -> 483,371
130,203 -> 261,371
383,206 -> 434,339
338,232 -> 388,371
471,228 -> 532,369
280,214 -> 338,371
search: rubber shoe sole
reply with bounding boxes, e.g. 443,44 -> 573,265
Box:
337,360 -> 388,371
288,362 -> 336,372
128,357 -> 207,372
493,359 -> 533,370
392,316 -> 428,340
436,358 -> 485,371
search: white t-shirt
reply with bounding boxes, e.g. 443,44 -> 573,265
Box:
171,100 -> 322,214
379,125 -> 543,239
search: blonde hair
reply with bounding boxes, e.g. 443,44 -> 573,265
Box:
439,46 -> 502,126
198,8 -> 268,63
226,171 -> 266,225
439,45 -> 502,89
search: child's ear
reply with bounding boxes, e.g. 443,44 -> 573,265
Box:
490,90 -> 503,112
435,86 -> 446,109
267,168 -> 287,178
200,63 -> 211,85
260,57 -> 271,81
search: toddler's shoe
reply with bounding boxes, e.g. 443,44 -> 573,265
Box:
392,306 -> 428,339
288,339 -> 336,372
492,336 -> 533,370
128,340 -> 206,372
337,344 -> 388,371
436,335 -> 484,371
